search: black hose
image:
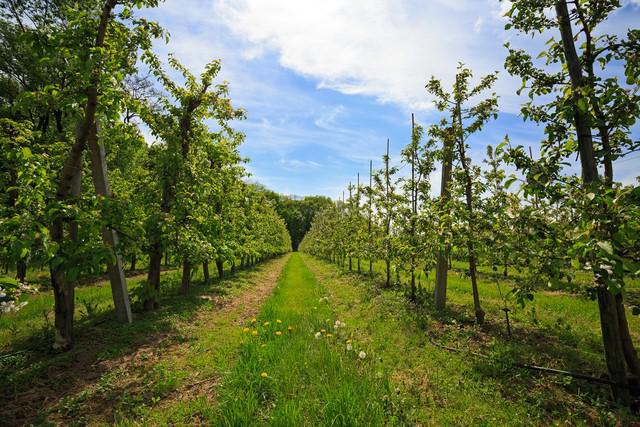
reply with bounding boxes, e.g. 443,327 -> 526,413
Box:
428,337 -> 629,388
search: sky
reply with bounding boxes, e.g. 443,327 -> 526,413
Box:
140,0 -> 640,199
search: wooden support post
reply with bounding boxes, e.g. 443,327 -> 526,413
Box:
87,122 -> 133,324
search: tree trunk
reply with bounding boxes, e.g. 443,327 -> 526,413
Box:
385,258 -> 391,288
503,254 -> 508,278
216,259 -> 224,279
180,260 -> 191,295
231,261 -> 236,274
145,246 -> 162,311
52,271 -> 74,351
357,257 -> 361,274
130,254 -> 137,272
410,113 -> 417,301
16,260 -> 27,283
50,154 -> 83,351
596,287 -> 630,403
349,257 -> 352,272
203,261 -> 210,285
458,128 -> 484,324
616,294 -> 640,378
434,130 -> 455,309
555,0 -> 630,404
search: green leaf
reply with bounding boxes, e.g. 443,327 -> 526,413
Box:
21,147 -> 33,159
576,97 -> 588,112
571,258 -> 580,270
597,241 -> 613,255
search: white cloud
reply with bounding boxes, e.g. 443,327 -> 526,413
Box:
215,0 -> 518,111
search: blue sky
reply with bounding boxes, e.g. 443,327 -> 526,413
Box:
141,0 -> 640,199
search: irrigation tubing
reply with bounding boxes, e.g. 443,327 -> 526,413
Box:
428,337 -> 630,389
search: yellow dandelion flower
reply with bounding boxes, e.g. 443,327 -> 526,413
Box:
252,330 -> 258,336
275,331 -> 282,336
326,333 -> 333,337
261,372 -> 268,378
251,318 -> 257,324
321,329 -> 326,333
243,327 -> 250,334
276,319 -> 282,324
263,321 -> 270,326
261,344 -> 267,347
346,339 -> 352,344
288,326 -> 293,331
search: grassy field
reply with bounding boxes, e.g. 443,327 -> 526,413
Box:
1,253 -> 639,425
305,255 -> 640,425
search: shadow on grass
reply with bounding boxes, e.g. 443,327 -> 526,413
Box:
328,260 -> 619,410
0,262 -> 266,426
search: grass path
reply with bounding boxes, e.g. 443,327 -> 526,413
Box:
211,252 -> 405,426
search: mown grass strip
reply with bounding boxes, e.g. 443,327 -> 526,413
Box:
213,252 -> 407,426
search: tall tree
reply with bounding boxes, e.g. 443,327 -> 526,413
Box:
505,0 -> 640,404
141,55 -> 244,306
426,65 -> 498,323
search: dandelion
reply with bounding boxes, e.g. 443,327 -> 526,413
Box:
346,343 -> 353,351
252,330 -> 258,336
275,331 -> 282,336
261,372 -> 268,378
326,333 -> 333,338
261,344 -> 267,348
243,327 -> 250,334
358,351 -> 367,360
314,332 -> 322,339
288,326 -> 293,331
321,329 -> 326,333
263,321 -> 270,326
251,318 -> 257,324
276,319 -> 282,324
346,339 -> 352,344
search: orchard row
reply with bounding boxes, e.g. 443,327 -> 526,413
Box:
301,1 -> 640,406
0,1 -> 290,349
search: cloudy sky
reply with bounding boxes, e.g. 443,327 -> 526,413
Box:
141,0 -> 640,199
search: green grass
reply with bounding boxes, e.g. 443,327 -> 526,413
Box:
308,255 -> 639,425
210,253 -> 406,426
0,257 -> 287,426
2,253 -> 639,425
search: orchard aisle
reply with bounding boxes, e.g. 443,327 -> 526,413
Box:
210,253 -> 403,426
